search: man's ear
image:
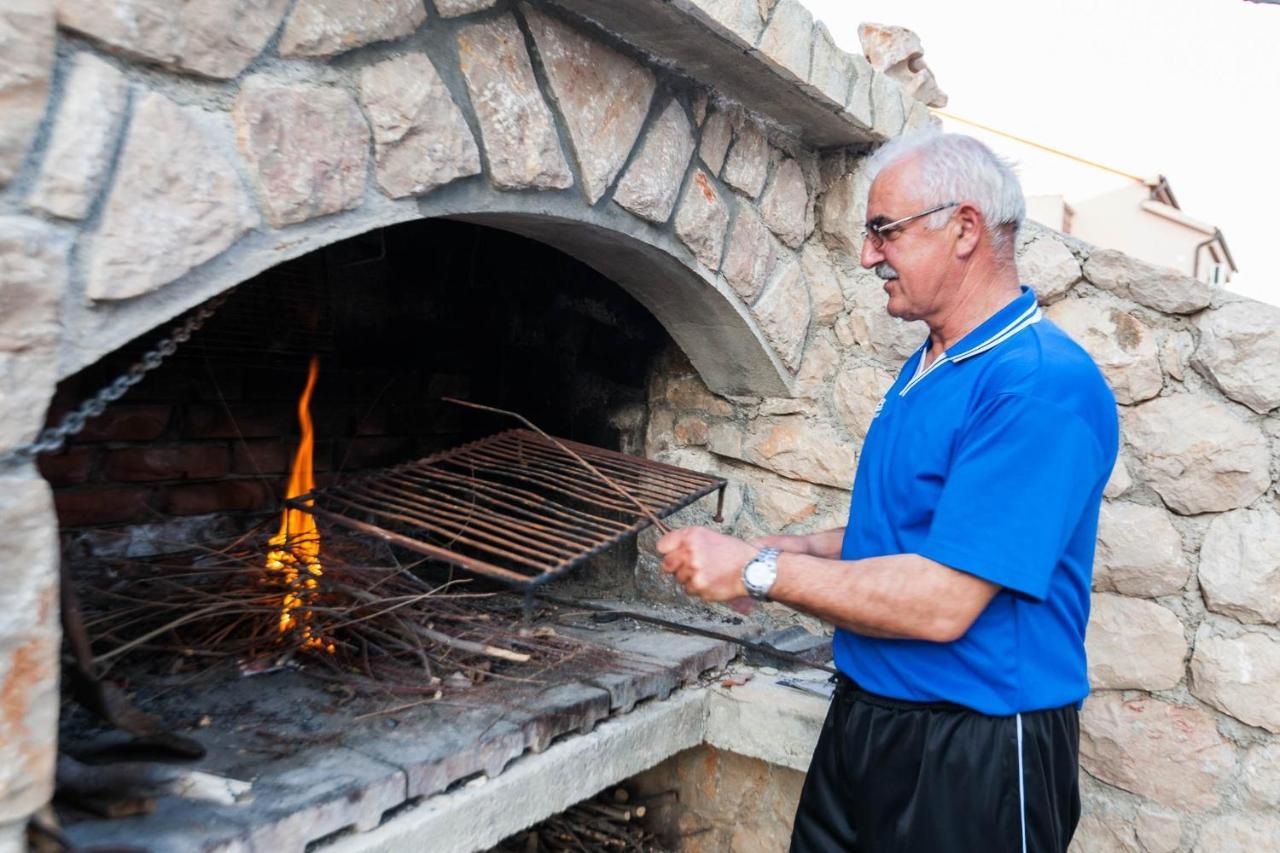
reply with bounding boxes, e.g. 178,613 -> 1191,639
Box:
953,204 -> 983,259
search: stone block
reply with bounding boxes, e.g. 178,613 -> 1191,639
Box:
817,163 -> 871,260
359,52 -> 481,199
1123,394 -> 1271,515
280,0 -> 425,58
1241,742 -> 1280,810
760,157 -> 810,248
456,15 -> 572,191
1047,297 -> 1161,404
1103,453 -> 1132,499
845,54 -> 874,131
88,92 -> 256,299
1190,623 -> 1280,733
1083,248 -> 1211,315
750,477 -> 818,530
1093,500 -> 1187,598
1198,506 -> 1280,625
728,416 -> 856,489
524,6 -> 655,203
682,0 -> 765,45
673,170 -> 730,271
833,364 -> 894,441
103,445 -> 230,482
0,218 -> 65,452
664,372 -> 734,418
1194,814 -> 1280,852
722,201 -> 783,302
53,486 -> 152,527
858,22 -> 948,109
233,76 -> 368,229
57,0 -> 288,78
807,22 -> 853,106
842,266 -> 927,365
1079,692 -> 1236,813
755,0 -> 812,84
698,109 -> 733,176
160,479 -> 274,515
614,100 -> 696,223
722,118 -> 768,198
870,71 -> 905,139
1016,228 -> 1081,305
1085,593 -> 1186,690
751,254 -> 810,371
434,0 -> 496,16
1193,299 -> 1280,414
0,0 -> 54,186
799,242 -> 843,325
35,447 -> 94,487
27,52 -> 128,219
0,478 -> 59,823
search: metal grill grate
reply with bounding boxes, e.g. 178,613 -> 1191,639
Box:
288,429 -> 726,588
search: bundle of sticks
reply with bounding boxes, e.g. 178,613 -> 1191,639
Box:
493,788 -> 668,852
74,520 -> 592,695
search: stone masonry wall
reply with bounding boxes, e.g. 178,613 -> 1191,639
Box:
0,0 -> 920,834
642,150 -> 1280,848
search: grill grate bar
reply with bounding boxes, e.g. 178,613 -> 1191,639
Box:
289,429 -> 726,588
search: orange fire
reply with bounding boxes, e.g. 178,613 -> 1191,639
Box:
265,355 -> 333,653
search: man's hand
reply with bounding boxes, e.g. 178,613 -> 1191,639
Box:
656,526 -> 757,603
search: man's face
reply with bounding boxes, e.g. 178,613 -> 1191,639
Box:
859,159 -> 955,323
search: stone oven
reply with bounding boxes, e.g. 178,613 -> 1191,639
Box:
5,0 -> 1280,850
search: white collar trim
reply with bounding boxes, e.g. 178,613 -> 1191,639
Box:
898,300 -> 1042,397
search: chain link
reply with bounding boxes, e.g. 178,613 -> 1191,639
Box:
0,293 -> 231,471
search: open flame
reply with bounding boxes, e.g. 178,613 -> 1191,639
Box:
265,355 -> 333,653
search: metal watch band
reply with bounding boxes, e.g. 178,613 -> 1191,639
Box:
743,547 -> 781,600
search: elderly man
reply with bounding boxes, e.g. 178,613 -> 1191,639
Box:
656,132 -> 1117,853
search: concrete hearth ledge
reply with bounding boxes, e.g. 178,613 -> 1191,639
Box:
324,667 -> 829,853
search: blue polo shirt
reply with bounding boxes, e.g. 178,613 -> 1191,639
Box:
833,286 -> 1118,716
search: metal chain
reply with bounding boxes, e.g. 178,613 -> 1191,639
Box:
0,292 -> 231,471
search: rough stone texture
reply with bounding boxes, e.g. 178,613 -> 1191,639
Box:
759,157 -> 810,248
818,164 -> 871,260
1086,593 -> 1186,691
749,476 -> 818,530
233,76 -> 367,229
1122,395 -> 1271,516
1047,298 -> 1162,405
0,0 -> 55,186
0,218 -> 64,452
1193,299 -> 1280,414
673,170 -> 730,271
699,110 -> 733,176
808,22 -> 853,106
434,0 -> 496,16
832,365 -> 893,441
1135,810 -> 1184,853
870,71 -> 906,139
89,92 -> 257,300
1241,742 -> 1280,810
755,0 -> 812,84
524,6 -> 655,204
722,202 -> 783,302
614,100 -> 696,223
57,0 -> 288,78
280,0 -> 425,58
845,54 -> 874,130
857,22 -> 948,108
1194,814 -> 1280,852
1084,248 -> 1212,315
1159,330 -> 1190,382
1198,506 -> 1280,625
456,15 -> 572,192
799,242 -> 843,325
359,53 -> 481,199
1068,805 -> 1182,853
1190,624 -> 1280,733
751,256 -> 809,371
1016,229 -> 1081,305
685,0 -> 765,45
710,417 -> 855,489
1103,454 -> 1132,499
1079,692 -> 1237,813
1093,501 -> 1188,598
0,478 -> 60,823
27,53 -> 129,219
722,118 -> 768,198
842,266 -> 926,365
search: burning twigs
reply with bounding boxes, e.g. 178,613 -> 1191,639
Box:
74,520 -> 588,695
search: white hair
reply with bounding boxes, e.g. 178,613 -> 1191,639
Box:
865,131 -> 1026,255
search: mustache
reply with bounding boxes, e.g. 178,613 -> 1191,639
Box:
874,263 -> 899,280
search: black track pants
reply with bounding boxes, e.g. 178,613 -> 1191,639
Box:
790,676 -> 1080,853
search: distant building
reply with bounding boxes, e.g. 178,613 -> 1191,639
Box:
939,115 -> 1237,285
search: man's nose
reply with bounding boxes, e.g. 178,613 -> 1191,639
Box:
860,235 -> 883,269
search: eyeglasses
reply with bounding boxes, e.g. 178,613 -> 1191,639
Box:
862,201 -> 959,249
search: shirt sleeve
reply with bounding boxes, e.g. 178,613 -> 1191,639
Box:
917,392 -> 1108,601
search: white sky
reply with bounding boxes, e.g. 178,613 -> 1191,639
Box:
803,0 -> 1280,305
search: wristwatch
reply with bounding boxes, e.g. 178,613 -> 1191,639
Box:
742,547 -> 781,600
